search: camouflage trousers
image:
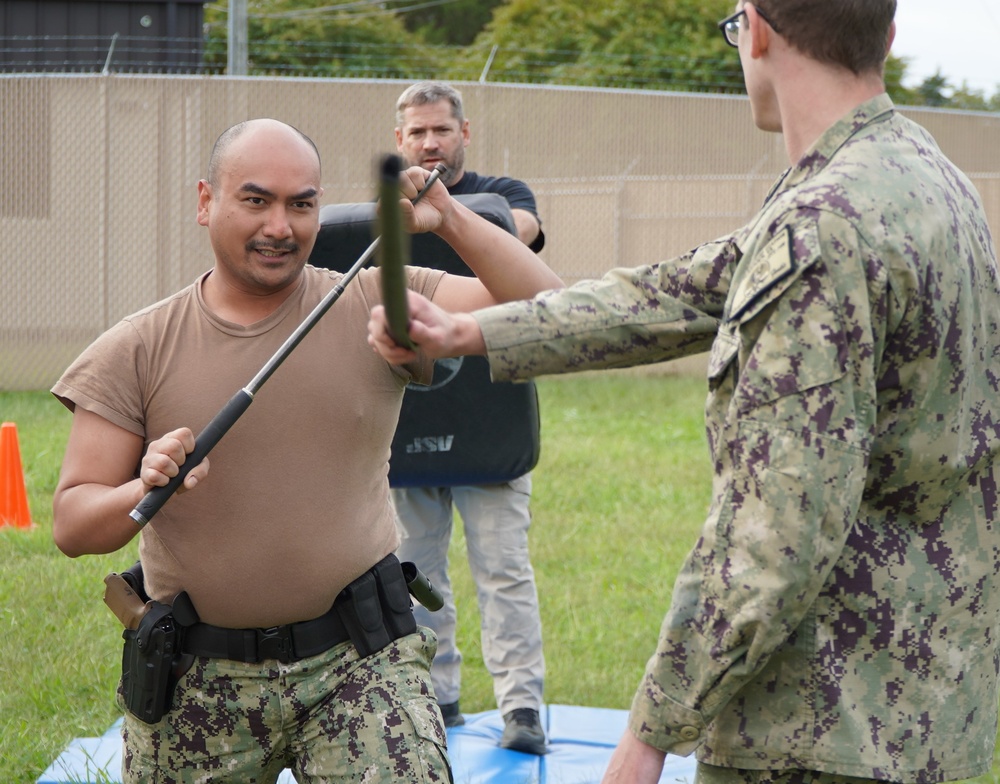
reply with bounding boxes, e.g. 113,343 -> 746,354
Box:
696,763 -> 892,784
118,627 -> 451,784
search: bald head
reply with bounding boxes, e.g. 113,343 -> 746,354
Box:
196,118 -> 324,303
207,119 -> 321,187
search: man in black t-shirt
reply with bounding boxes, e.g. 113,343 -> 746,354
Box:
445,171 -> 546,253
396,82 -> 545,253
392,81 -> 548,756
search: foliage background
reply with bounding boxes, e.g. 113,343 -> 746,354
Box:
199,0 -> 1000,110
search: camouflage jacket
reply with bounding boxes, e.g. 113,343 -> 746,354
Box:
475,94 -> 1000,782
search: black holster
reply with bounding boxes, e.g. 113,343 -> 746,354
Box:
118,561 -> 195,724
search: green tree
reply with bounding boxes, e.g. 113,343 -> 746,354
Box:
948,83 -> 991,112
945,81 -> 1000,112
196,0 -> 999,108
884,53 -> 917,106
451,0 -> 743,93
916,70 -> 950,108
401,0 -> 506,46
203,0 -> 440,78
884,55 -> 999,110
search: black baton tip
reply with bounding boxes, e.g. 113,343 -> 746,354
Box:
380,153 -> 402,182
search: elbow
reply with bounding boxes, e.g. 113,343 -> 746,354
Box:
51,514 -> 88,558
52,529 -> 85,558
51,494 -> 93,558
51,495 -> 74,556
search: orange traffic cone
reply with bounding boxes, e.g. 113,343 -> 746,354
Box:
0,422 -> 33,529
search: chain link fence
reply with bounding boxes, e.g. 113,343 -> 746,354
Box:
0,35 -> 748,92
2,74 -> 999,390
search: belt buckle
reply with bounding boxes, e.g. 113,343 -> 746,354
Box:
255,625 -> 296,663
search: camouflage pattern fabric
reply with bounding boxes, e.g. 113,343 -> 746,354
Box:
474,93 -> 1000,782
119,629 -> 451,783
695,761 -> 892,784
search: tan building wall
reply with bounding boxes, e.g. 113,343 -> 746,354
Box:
2,74 -> 998,389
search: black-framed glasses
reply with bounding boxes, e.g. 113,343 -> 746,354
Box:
717,5 -> 780,48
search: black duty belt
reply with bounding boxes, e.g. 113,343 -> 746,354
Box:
176,553 -> 437,664
182,603 -> 351,664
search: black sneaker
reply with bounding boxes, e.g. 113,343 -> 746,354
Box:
500,708 -> 547,755
439,700 -> 465,728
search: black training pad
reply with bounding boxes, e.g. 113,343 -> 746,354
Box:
310,193 -> 540,487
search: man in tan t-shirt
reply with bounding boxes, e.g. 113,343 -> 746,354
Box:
50,118 -> 562,784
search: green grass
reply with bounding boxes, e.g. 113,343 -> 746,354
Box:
449,372 -> 713,714
2,376 -> 998,784
0,391 -> 137,784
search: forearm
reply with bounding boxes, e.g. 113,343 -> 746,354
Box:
51,410 -> 201,558
436,198 -> 562,302
53,479 -> 146,556
443,313 -> 487,356
601,730 -> 668,784
370,298 -> 487,362
470,236 -> 739,381
474,265 -> 721,381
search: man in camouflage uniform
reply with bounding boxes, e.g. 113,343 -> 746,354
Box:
368,2 -> 1000,783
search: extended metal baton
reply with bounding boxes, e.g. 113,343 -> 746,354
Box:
129,159 -> 447,527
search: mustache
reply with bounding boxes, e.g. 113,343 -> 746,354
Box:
247,240 -> 299,254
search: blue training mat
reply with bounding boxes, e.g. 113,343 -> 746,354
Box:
38,704 -> 698,783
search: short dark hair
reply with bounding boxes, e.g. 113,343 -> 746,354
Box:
395,82 -> 465,128
758,0 -> 896,75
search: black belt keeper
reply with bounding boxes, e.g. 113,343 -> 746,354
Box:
181,553 -> 416,664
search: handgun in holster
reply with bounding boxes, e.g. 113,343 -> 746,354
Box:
106,560 -> 196,724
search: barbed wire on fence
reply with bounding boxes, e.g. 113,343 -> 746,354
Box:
0,34 -> 747,93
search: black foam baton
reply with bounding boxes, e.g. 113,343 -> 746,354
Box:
129,159 -> 447,527
378,154 -> 416,350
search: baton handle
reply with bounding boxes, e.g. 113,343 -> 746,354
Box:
401,561 -> 445,612
129,389 -> 254,527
